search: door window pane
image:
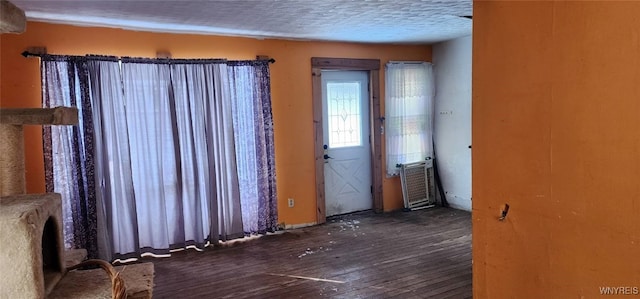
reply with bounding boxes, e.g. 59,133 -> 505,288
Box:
327,82 -> 361,148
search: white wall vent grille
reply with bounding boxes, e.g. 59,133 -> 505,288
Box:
400,159 -> 436,210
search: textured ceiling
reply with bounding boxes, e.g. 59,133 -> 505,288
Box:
12,0 -> 472,44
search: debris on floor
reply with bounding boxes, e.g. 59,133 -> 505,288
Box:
298,248 -> 315,258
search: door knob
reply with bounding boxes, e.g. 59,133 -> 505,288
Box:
323,154 -> 333,160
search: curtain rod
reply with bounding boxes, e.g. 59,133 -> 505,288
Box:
387,61 -> 430,64
21,51 -> 41,58
21,51 -> 276,64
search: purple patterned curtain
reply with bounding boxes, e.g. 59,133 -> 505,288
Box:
41,56 -> 98,258
228,61 -> 278,234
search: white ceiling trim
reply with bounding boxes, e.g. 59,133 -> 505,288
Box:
16,0 -> 473,44
26,11 -> 282,40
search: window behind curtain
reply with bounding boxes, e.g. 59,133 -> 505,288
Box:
385,62 -> 435,176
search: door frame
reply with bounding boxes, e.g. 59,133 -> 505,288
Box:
311,57 -> 382,224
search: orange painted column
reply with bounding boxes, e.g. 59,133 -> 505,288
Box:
473,1 -> 640,297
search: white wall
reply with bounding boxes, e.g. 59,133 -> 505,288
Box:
433,35 -> 472,211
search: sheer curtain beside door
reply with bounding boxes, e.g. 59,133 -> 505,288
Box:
385,62 -> 435,176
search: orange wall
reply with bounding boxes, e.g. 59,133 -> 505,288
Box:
0,22 -> 431,226
473,1 -> 640,298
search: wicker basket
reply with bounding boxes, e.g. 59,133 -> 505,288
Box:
67,259 -> 127,299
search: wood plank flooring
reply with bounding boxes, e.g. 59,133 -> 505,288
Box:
145,207 -> 471,298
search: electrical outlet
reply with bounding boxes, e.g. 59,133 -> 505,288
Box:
288,198 -> 294,208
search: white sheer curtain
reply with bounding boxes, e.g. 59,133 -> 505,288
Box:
170,63 -> 244,243
385,62 -> 435,176
87,58 -> 138,261
121,61 -> 182,257
111,60 -> 244,258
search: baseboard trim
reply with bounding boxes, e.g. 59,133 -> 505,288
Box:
284,222 -> 317,230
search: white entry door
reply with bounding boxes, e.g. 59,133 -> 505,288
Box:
322,70 -> 372,216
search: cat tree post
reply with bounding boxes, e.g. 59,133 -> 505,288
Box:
0,124 -> 25,196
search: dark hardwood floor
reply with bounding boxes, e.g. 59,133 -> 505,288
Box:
145,207 -> 471,299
